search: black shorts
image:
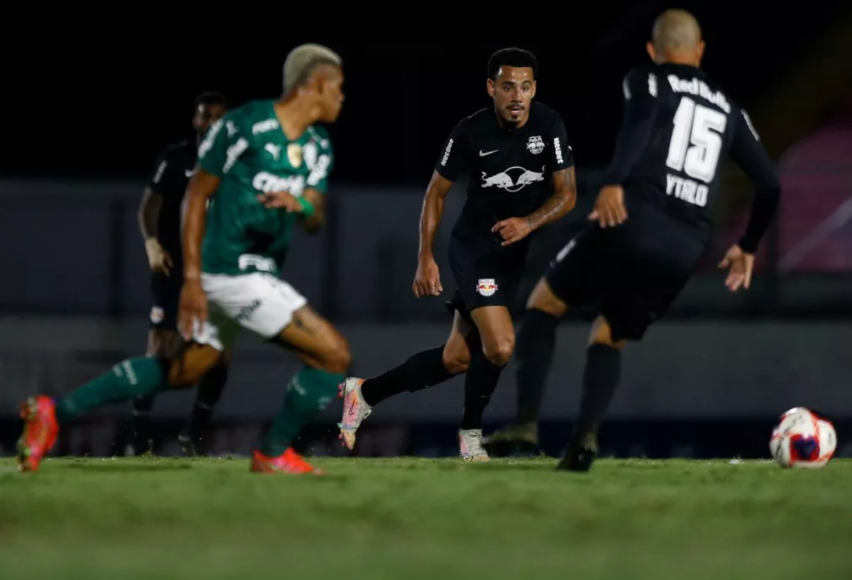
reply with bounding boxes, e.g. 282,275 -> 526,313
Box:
445,224 -> 528,322
149,271 -> 182,331
545,209 -> 705,341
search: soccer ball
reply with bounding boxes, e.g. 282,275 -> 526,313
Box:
769,407 -> 836,468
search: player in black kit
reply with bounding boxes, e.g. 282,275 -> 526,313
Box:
130,91 -> 229,456
338,48 -> 577,460
487,9 -> 782,470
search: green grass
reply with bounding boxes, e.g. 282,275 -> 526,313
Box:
1,457 -> 850,579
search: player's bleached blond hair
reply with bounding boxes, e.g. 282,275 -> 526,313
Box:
652,9 -> 702,53
283,44 -> 342,94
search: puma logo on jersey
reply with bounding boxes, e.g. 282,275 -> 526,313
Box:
265,143 -> 280,160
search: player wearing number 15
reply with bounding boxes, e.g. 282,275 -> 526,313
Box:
496,9 -> 782,471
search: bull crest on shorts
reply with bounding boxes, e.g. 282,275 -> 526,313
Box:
476,279 -> 498,296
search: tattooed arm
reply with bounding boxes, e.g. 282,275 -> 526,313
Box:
492,166 -> 578,246
527,166 -> 577,230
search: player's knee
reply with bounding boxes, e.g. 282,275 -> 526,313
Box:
484,335 -> 515,366
166,357 -> 198,387
327,346 -> 351,374
320,335 -> 351,374
166,344 -> 220,387
526,279 -> 567,317
588,317 -> 627,350
442,346 -> 470,374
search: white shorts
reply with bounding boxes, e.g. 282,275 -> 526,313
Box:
192,272 -> 307,351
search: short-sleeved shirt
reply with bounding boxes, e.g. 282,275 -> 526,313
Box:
197,100 -> 333,276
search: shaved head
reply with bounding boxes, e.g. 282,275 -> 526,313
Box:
647,9 -> 705,66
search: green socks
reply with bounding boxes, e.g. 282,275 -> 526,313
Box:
55,357 -> 167,424
53,358 -> 343,457
260,367 -> 344,457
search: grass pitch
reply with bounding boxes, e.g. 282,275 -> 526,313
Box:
1,457 -> 850,579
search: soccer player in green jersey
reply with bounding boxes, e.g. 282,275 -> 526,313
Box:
17,44 -> 350,474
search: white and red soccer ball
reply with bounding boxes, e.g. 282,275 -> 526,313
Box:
770,407 -> 836,468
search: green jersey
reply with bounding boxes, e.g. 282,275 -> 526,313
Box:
197,99 -> 333,276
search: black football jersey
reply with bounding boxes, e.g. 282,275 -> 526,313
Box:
146,140 -> 197,267
604,63 -> 778,245
434,102 -> 574,232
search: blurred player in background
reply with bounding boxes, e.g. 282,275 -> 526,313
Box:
130,92 -> 229,457
338,48 -> 577,461
489,9 -> 781,471
17,44 -> 350,475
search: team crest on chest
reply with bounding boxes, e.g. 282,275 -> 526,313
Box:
287,143 -> 303,167
526,135 -> 544,154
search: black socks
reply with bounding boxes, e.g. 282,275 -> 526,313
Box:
460,353 -> 505,430
514,309 -> 559,424
360,346 -> 454,406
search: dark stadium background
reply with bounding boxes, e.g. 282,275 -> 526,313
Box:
1,0 -> 850,460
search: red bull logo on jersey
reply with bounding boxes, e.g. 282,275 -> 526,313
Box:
476,278 -> 498,296
481,166 -> 545,193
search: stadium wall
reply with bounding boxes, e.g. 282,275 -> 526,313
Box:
1,178 -> 849,320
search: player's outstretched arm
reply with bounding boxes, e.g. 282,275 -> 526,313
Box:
179,169 -> 220,338
138,186 -> 161,242
530,167 -> 577,228
729,109 -> 782,256
718,109 -> 782,292
492,167 -> 577,246
413,171 -> 454,297
589,70 -> 662,229
139,186 -> 172,274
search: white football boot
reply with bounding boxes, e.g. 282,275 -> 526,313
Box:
338,377 -> 372,450
459,428 -> 490,462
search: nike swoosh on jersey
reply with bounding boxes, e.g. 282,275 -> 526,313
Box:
479,150 -> 498,156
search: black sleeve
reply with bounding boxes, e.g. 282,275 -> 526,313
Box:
434,119 -> 470,182
601,69 -> 662,185
729,108 -> 781,253
546,115 -> 575,172
146,149 -> 179,197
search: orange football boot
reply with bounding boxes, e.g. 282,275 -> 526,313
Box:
17,396 -> 59,472
250,448 -> 323,474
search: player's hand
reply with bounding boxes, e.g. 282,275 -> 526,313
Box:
718,245 -> 754,292
492,217 -> 533,246
413,256 -> 442,297
178,279 -> 207,340
588,185 -> 627,227
257,190 -> 303,212
145,238 -> 173,276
